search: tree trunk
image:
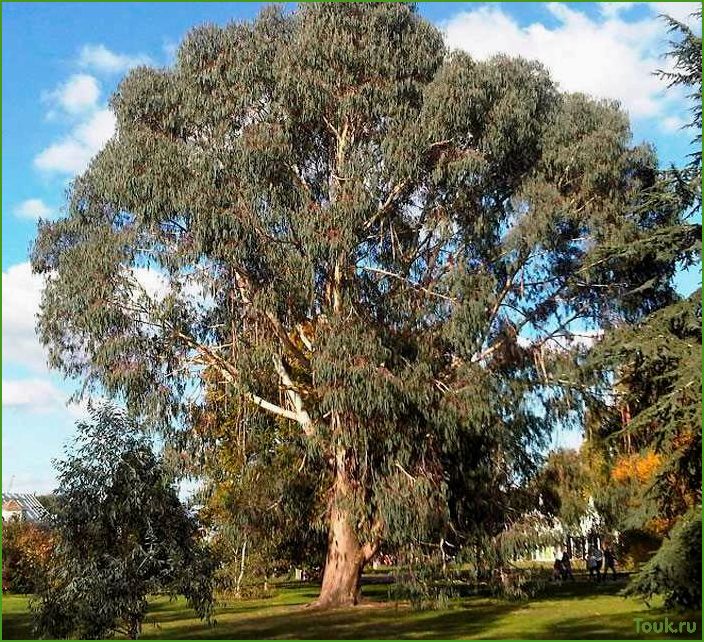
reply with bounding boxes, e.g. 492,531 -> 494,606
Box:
312,423 -> 378,608
314,503 -> 365,608
235,537 -> 247,598
127,617 -> 141,640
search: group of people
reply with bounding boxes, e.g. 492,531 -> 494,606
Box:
552,543 -> 617,582
552,549 -> 575,581
587,543 -> 617,582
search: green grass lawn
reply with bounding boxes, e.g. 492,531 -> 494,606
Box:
2,578 -> 700,639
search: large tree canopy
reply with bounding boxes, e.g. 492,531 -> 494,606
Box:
31,3 -> 694,606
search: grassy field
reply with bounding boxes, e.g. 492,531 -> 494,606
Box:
2,578 -> 700,639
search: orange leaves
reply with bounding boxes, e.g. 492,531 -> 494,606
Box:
611,450 -> 662,485
2,521 -> 55,592
647,516 -> 673,537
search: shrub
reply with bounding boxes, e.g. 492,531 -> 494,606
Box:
1,520 -> 54,593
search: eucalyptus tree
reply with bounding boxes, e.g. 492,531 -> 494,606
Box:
33,405 -> 213,639
32,3 -> 677,606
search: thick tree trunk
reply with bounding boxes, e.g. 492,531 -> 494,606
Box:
312,419 -> 379,609
314,503 -> 365,608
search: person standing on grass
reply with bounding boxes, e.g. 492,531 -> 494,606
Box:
561,550 -> 575,581
594,545 -> 604,582
604,544 -> 617,580
553,552 -> 564,582
587,546 -> 598,581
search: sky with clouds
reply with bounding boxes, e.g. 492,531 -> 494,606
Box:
3,2 -> 701,493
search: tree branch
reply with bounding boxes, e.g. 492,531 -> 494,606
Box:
272,354 -> 315,437
357,265 -> 456,302
233,269 -> 311,371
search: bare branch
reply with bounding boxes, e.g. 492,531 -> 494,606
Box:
357,265 -> 457,302
272,355 -> 315,437
247,391 -> 300,422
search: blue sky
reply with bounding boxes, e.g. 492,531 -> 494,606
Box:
3,1 -> 701,493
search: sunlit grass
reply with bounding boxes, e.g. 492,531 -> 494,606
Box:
2,578 -> 700,639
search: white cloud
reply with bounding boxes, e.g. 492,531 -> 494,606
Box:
162,39 -> 179,64
131,267 -> 170,301
2,377 -> 91,420
2,378 -> 64,412
442,3 -> 688,122
34,139 -> 91,175
14,198 -> 54,221
599,2 -> 635,19
79,44 -> 152,74
36,68 -> 116,177
661,115 -> 687,132
2,263 -> 49,372
34,108 -> 116,175
47,73 -> 100,114
129,266 -> 214,309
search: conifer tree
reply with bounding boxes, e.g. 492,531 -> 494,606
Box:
31,3 -> 683,606
577,11 -> 701,609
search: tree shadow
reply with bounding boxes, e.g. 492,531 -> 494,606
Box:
534,576 -> 629,600
141,599 -> 522,639
532,611 -> 702,640
1,610 -> 34,640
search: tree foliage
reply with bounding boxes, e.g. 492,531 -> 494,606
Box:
533,448 -> 593,531
577,9 -> 701,607
1,520 -> 54,594
33,405 -> 214,639
30,3 -> 695,605
625,508 -> 702,609
196,406 -> 327,596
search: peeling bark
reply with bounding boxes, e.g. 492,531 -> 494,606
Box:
313,503 -> 365,608
312,440 -> 378,609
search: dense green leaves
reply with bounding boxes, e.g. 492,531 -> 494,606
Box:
575,9 -> 701,609
33,405 -> 214,639
29,3 -> 696,602
625,508 -> 702,609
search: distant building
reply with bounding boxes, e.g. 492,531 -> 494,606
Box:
1,493 -> 49,523
529,497 -> 612,562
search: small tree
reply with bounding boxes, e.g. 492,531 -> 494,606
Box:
33,405 -> 214,640
199,414 -> 327,597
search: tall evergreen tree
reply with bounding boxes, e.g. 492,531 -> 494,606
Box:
31,3 -> 680,606
577,11 -> 701,609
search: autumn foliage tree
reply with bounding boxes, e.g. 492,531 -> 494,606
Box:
1,520 -> 54,594
31,3 -> 691,606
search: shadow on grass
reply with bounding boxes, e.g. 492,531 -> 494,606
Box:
142,598 -> 520,640
533,611 -> 702,640
2,609 -> 34,640
4,582 -> 701,640
534,576 -> 629,599
141,580 -> 701,641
